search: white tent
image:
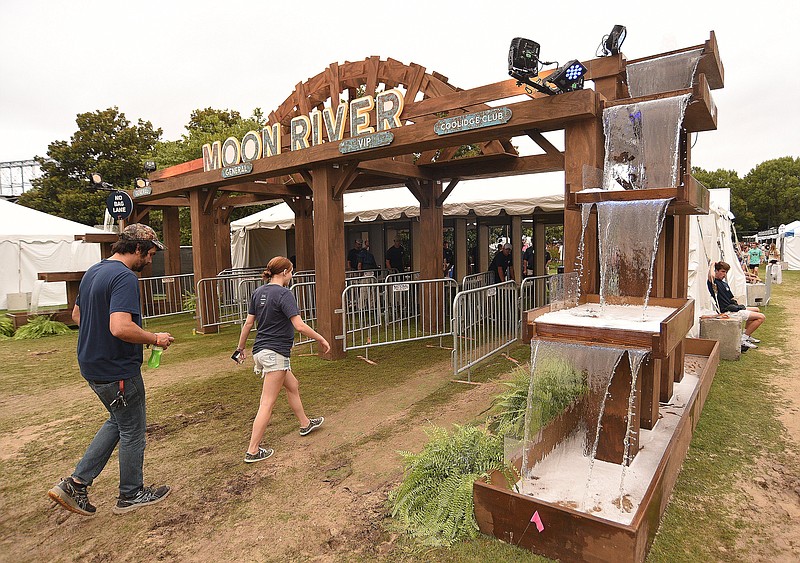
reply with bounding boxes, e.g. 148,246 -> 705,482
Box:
230,175 -> 564,268
781,219 -> 800,270
686,188 -> 747,336
0,199 -> 105,310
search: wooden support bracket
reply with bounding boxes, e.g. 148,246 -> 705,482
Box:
436,178 -> 460,207
332,163 -> 360,200
199,188 -> 217,215
404,178 -> 429,207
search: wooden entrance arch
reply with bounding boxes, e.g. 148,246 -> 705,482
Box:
133,35 -> 722,361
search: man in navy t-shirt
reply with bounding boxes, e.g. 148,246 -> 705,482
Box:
48,224 -> 175,517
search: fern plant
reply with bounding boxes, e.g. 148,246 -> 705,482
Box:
489,359 -> 587,438
13,316 -> 71,340
0,316 -> 15,337
390,425 -> 512,546
182,290 -> 197,311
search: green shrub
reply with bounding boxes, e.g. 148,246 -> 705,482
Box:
390,425 -> 512,546
14,316 -> 71,340
0,316 -> 14,337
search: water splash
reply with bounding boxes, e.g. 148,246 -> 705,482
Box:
597,199 -> 672,312
618,349 -> 649,509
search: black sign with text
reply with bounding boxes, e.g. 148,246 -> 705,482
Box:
106,191 -> 133,220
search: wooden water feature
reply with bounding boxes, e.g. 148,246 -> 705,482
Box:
473,33 -> 724,562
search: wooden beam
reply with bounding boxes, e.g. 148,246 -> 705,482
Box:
426,153 -> 565,180
436,178 -> 460,207
218,182 -> 310,197
146,90 -> 599,199
199,188 -> 217,215
404,178 -> 428,207
357,158 -> 434,181
297,169 -> 313,186
525,129 -> 563,157
332,163 -> 360,200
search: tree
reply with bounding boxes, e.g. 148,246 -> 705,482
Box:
18,107 -> 161,226
741,157 -> 800,231
692,166 -> 757,233
153,107 -> 266,168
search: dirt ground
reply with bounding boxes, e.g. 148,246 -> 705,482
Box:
733,311 -> 800,562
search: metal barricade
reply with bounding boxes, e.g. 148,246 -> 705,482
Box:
139,273 -> 195,322
291,281 -> 318,347
196,274 -> 261,330
217,267 -> 263,277
341,278 -> 457,353
462,271 -> 493,291
451,280 -> 519,380
519,274 -> 553,318
385,271 -> 420,284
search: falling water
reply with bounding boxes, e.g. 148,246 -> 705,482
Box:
601,95 -> 691,192
574,203 -> 594,302
626,48 -> 703,98
597,199 -> 671,314
618,349 -> 649,509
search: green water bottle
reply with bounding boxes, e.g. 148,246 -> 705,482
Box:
147,346 -> 163,368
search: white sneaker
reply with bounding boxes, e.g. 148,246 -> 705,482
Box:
741,337 -> 757,349
745,335 -> 761,344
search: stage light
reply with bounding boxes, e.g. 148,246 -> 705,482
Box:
88,172 -> 113,190
601,25 -> 627,56
144,160 -> 157,173
546,60 -> 588,93
508,37 -> 541,81
134,178 -> 149,189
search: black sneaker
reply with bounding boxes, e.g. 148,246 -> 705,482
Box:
112,484 -> 171,514
299,416 -> 324,436
244,446 -> 274,463
48,477 -> 96,516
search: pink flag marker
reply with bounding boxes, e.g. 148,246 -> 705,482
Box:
531,510 -> 545,533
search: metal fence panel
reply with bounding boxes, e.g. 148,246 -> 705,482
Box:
140,273 -> 195,322
196,275 -> 262,330
342,278 -> 457,352
461,271 -> 493,291
519,274 -> 553,318
291,281 -> 318,347
452,281 -> 519,379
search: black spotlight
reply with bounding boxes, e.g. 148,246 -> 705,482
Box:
143,160 -> 157,173
546,60 -> 588,93
508,37 -> 541,81
602,25 -> 627,56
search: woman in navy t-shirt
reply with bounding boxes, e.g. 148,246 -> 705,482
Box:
233,256 -> 331,463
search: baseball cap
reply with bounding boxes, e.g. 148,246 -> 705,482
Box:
503,243 -> 512,250
120,223 -> 166,250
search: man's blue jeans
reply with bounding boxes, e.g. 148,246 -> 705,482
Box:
73,374 -> 146,497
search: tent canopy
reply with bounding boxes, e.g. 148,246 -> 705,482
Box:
231,175 -> 564,232
0,199 -> 106,310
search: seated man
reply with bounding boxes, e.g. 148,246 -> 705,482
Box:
708,261 -> 765,350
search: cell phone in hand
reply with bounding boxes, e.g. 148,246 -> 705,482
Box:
231,350 -> 244,364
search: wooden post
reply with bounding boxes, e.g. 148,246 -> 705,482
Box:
512,215 -> 522,281
162,207 -> 182,275
189,189 -> 219,334
411,220 -> 421,272
418,180 -> 445,332
478,222 -> 489,273
534,218 -> 546,276
215,206 -> 233,275
310,165 -> 346,359
564,120 -> 603,295
286,196 -> 315,271
639,356 -> 661,430
455,218 -> 467,282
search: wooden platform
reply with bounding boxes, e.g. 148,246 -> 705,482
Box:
473,337 -> 720,563
569,174 -> 710,215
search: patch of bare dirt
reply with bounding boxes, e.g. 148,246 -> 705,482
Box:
733,302 -> 800,562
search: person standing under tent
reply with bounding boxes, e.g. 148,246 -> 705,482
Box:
748,242 -> 764,277
385,238 -> 405,273
442,241 -> 454,278
234,256 -> 331,463
358,239 -> 378,271
522,243 -> 535,279
347,239 -> 363,270
48,224 -> 174,516
489,243 -> 515,283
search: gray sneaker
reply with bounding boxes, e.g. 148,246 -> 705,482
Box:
112,484 -> 171,514
48,477 -> 96,516
244,446 -> 274,463
299,416 -> 324,436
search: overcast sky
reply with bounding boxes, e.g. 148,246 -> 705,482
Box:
1,0 -> 798,177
